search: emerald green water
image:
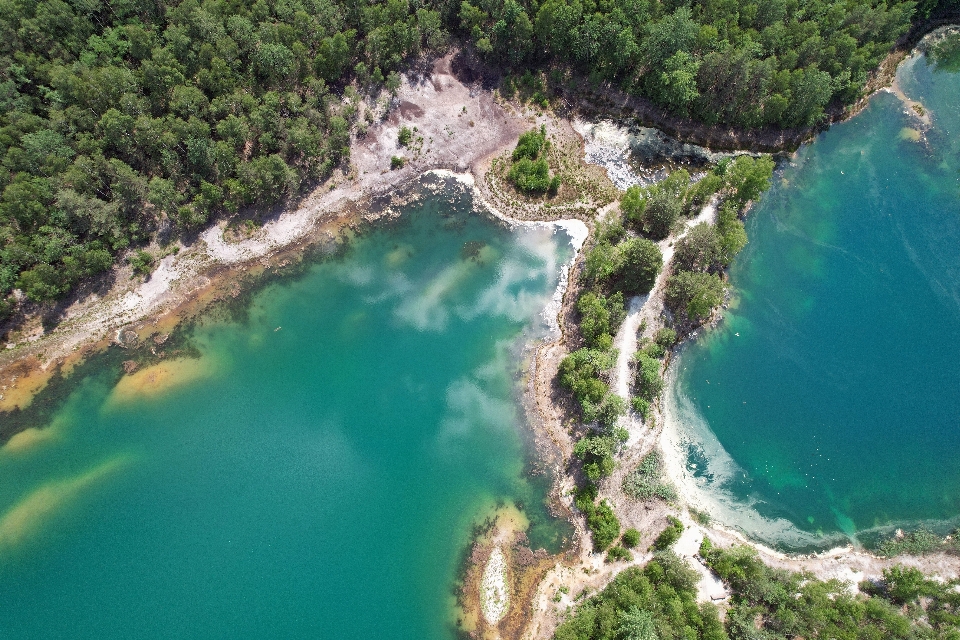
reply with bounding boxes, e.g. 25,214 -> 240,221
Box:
0,176 -> 576,638
670,50 -> 960,548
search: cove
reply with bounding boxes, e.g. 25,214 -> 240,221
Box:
668,45 -> 960,549
0,175 -> 576,638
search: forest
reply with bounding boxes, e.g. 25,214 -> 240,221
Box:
1,0 -> 959,315
554,542 -> 960,640
554,540 -> 960,640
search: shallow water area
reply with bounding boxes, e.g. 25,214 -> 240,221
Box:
0,176 -> 575,638
668,45 -> 960,550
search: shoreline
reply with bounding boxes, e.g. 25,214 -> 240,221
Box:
0,51 -> 574,425
517,31 -> 960,639
2,26 -> 960,640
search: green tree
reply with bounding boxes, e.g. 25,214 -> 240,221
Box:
659,50 -> 700,115
665,270 -> 724,323
673,222 -> 721,273
725,156 -> 775,207
614,238 -> 663,295
617,607 -> 657,640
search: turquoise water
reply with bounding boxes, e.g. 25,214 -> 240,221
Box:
671,51 -> 960,548
0,176 -> 574,638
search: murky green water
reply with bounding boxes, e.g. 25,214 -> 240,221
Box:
670,49 -> 960,549
0,176 -> 576,638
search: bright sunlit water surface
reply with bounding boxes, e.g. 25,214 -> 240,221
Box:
0,176 -> 575,638
670,48 -> 960,549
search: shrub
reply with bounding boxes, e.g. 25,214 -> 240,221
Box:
630,397 -> 649,415
548,175 -> 561,195
641,341 -> 665,359
398,126 -> 413,146
508,157 -> 552,193
699,543 -> 956,639
684,172 -> 722,214
554,554 -> 723,640
390,155 -> 406,169
587,500 -> 621,551
606,545 -> 633,563
654,327 -> 677,349
622,528 -> 640,548
882,566 -> 931,604
665,270 -> 725,323
129,250 -> 154,276
633,352 -> 663,401
620,185 -> 646,221
652,516 -> 683,550
513,126 -> 548,161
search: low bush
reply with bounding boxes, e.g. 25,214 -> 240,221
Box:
586,500 -> 621,551
621,528 -> 640,548
652,516 -> 683,550
606,545 -> 633,563
877,527 -> 946,557
622,451 -> 677,502
508,157 -> 551,193
633,353 -> 663,401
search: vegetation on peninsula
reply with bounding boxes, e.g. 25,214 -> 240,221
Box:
558,153 -> 773,555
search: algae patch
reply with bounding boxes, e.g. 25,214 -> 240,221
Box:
107,357 -> 214,405
2,426 -> 57,454
900,127 -> 922,141
0,456 -> 130,556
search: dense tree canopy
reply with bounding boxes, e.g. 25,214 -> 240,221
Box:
2,0 -> 951,314
556,542 -> 960,640
0,0 -> 446,311
458,0 -> 931,129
